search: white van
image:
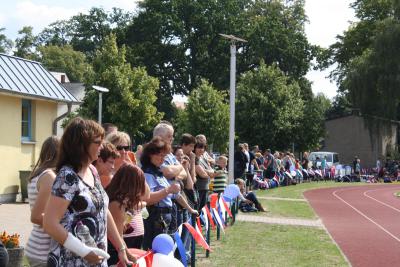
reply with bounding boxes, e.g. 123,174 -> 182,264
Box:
308,151 -> 340,168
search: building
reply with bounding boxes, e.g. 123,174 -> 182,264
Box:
323,114 -> 399,168
50,72 -> 85,137
0,54 -> 78,202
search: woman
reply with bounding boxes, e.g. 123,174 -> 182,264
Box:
25,136 -> 60,267
43,117 -> 132,267
106,164 -> 149,265
141,136 -> 198,250
93,141 -> 120,188
106,131 -> 136,169
106,131 -> 149,251
194,142 -> 216,211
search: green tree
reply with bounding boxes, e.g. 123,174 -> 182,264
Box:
14,26 -> 37,59
236,62 -> 304,150
38,45 -> 93,82
0,28 -> 13,53
79,34 -> 163,138
125,0 -> 317,116
36,20 -> 72,46
295,93 -> 331,151
176,79 -> 229,152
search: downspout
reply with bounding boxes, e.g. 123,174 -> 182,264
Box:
52,102 -> 72,135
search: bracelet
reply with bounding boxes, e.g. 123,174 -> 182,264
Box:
118,244 -> 127,252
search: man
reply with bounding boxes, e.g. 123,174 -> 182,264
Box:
102,122 -> 118,136
153,122 -> 187,181
263,149 -> 276,179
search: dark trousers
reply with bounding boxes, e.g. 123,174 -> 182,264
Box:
245,192 -> 260,207
197,190 -> 208,212
0,244 -> 8,267
143,207 -> 173,250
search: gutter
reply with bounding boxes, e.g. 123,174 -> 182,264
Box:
52,102 -> 72,135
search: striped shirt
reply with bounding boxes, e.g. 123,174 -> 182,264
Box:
25,169 -> 53,262
213,167 -> 227,193
123,209 -> 144,237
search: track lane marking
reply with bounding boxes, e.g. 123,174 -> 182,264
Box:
364,188 -> 400,213
332,188 -> 400,243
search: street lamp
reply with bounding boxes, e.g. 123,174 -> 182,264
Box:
219,33 -> 247,184
92,85 -> 109,125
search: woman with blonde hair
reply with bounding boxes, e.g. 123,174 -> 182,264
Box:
25,136 -> 59,267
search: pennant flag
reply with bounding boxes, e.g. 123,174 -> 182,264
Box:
212,208 -> 225,234
219,196 -> 233,218
203,206 -> 216,230
209,193 -> 219,209
218,205 -> 226,226
174,231 -> 187,267
183,222 -> 212,251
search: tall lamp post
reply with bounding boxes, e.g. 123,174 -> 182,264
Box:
92,85 -> 109,125
219,34 -> 247,184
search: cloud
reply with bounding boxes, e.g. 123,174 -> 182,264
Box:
13,1 -> 83,34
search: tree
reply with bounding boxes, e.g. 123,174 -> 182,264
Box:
14,26 -> 37,59
36,20 -> 72,47
295,93 -> 331,151
38,45 -> 93,82
125,0 -> 318,116
79,34 -> 163,139
327,0 -> 400,120
0,28 -> 13,54
236,61 -> 304,150
175,79 -> 229,152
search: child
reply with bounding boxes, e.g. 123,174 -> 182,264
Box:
235,178 -> 266,212
213,156 -> 228,194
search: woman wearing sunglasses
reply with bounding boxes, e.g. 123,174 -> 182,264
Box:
106,131 -> 150,250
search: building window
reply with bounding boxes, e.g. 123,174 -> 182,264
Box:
21,99 -> 32,141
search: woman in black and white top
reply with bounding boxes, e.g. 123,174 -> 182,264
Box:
26,136 -> 59,267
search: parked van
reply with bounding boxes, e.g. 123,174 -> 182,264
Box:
308,151 -> 340,168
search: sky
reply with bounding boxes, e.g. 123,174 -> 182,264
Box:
0,0 -> 356,100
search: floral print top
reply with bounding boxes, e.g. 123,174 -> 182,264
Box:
47,165 -> 109,267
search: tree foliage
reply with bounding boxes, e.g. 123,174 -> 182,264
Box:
327,0 -> 400,120
0,28 -> 13,54
176,79 -> 229,152
14,26 -> 37,60
79,34 -> 163,138
236,62 -> 304,150
38,45 -> 93,82
124,0 -> 319,116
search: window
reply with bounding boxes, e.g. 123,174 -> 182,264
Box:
21,99 -> 32,141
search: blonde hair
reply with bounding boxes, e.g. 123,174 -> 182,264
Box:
235,178 -> 245,185
106,131 -> 131,146
218,155 -> 228,162
153,123 -> 173,138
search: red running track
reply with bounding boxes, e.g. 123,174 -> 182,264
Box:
304,184 -> 400,267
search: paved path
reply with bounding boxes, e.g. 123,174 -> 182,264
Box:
236,214 -> 323,228
0,203 -> 31,246
305,184 -> 400,267
257,196 -> 307,202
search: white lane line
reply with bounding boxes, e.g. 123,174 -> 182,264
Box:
332,188 -> 400,243
364,188 -> 400,213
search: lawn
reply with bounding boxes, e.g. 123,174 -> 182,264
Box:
195,181 -> 359,267
196,221 -> 347,267
260,199 -> 316,219
256,181 -> 365,199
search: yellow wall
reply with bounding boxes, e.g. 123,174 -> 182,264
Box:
0,94 -> 57,195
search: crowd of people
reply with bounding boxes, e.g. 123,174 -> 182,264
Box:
16,117 -> 267,267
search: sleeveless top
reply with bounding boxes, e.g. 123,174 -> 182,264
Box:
25,169 -> 53,262
47,165 -> 109,267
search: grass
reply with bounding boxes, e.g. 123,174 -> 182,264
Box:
195,181 -> 361,267
260,199 -> 316,219
256,181 -> 366,199
196,221 -> 347,267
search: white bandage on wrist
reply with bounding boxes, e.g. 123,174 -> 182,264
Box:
63,233 -> 110,259
63,233 -> 92,258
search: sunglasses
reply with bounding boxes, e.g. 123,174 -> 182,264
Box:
116,145 -> 130,151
